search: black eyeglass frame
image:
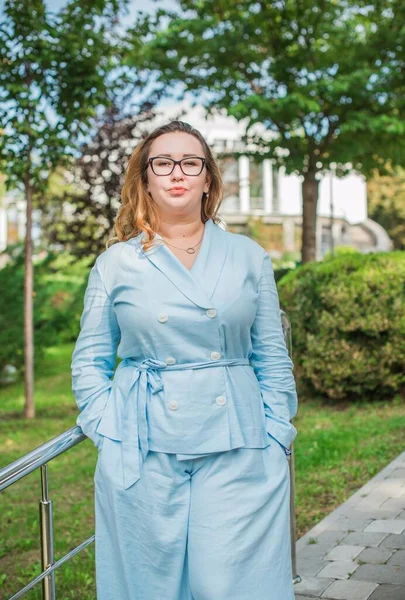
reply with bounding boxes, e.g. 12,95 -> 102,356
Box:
148,156 -> 206,176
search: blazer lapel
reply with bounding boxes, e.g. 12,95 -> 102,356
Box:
128,218 -> 228,309
189,217 -> 228,301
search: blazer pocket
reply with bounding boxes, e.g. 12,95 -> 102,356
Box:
269,432 -> 292,459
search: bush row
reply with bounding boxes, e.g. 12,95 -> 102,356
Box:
278,250 -> 405,402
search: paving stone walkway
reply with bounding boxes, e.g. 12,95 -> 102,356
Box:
294,450 -> 405,600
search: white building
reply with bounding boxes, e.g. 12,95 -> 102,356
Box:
0,191 -> 41,254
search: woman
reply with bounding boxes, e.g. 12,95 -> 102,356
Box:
71,120 -> 298,600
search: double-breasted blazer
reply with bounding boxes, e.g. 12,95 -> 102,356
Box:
71,217 -> 298,490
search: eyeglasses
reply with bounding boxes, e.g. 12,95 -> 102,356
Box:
148,156 -> 206,176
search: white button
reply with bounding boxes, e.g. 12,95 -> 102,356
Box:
210,351 -> 221,360
206,308 -> 217,318
216,396 -> 227,406
166,357 -> 176,365
158,313 -> 168,323
168,400 -> 178,410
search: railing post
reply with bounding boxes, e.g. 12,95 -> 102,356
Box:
39,464 -> 56,600
280,310 -> 301,585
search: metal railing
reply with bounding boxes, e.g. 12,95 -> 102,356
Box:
0,426 -> 94,600
0,310 -> 300,599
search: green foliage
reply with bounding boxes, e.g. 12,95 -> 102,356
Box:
0,0 -> 129,193
0,247 -> 92,377
278,251 -> 405,401
128,1 -> 405,178
323,246 -> 362,260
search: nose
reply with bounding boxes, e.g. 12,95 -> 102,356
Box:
170,163 -> 185,180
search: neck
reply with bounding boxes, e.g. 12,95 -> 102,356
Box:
157,217 -> 205,240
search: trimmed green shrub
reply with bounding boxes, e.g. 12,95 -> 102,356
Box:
323,245 -> 362,261
278,251 -> 405,402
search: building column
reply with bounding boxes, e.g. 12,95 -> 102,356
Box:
315,218 -> 323,261
0,204 -> 7,252
332,221 -> 342,247
272,164 -> 280,213
263,159 -> 272,214
283,219 -> 295,252
239,155 -> 250,213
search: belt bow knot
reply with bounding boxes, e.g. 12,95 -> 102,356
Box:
115,357 -> 250,490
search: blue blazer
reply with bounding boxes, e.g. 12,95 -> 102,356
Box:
71,217 -> 298,490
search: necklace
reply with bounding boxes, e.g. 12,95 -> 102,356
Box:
160,228 -> 205,255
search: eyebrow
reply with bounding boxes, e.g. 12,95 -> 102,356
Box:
155,153 -> 200,157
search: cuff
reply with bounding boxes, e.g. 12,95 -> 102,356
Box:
265,415 -> 298,450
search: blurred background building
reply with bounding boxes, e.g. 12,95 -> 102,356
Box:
0,101 -> 393,260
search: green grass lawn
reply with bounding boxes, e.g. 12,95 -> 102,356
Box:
1,343 -> 404,599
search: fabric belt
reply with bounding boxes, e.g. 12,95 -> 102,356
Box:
117,357 -> 251,490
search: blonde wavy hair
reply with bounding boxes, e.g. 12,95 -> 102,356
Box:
107,120 -> 224,252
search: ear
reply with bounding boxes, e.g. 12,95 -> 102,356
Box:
204,173 -> 211,194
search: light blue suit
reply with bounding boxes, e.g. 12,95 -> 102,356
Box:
71,217 -> 298,599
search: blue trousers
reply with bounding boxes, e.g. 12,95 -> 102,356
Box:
94,437 -> 294,600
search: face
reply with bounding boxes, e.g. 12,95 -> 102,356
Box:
146,132 -> 211,219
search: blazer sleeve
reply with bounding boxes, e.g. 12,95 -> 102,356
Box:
250,252 -> 298,450
71,258 -> 120,449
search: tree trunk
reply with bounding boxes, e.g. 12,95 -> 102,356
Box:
24,171 -> 35,418
301,171 -> 319,264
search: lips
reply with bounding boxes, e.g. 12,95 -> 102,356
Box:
168,187 -> 188,195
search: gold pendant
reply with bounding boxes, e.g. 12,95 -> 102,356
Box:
186,248 -> 196,254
